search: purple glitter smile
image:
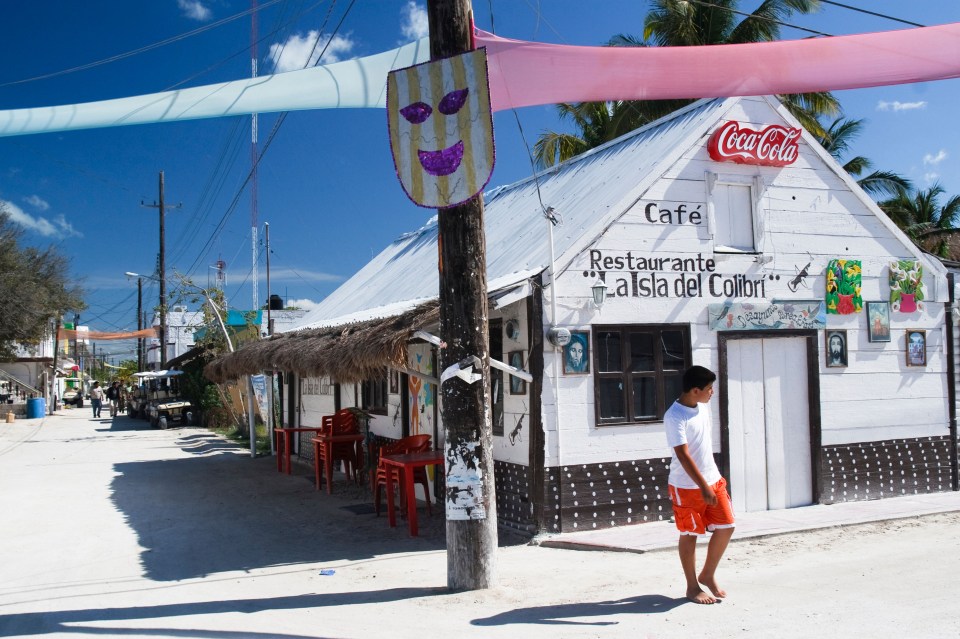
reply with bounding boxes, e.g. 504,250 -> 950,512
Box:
417,140 -> 464,177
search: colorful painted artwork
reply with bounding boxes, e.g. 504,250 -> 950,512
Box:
387,48 -> 494,209
825,259 -> 862,315
407,348 -> 435,437
707,301 -> 826,331
889,260 -> 925,313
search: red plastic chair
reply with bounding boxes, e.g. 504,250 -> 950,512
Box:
374,434 -> 432,517
316,410 -> 361,484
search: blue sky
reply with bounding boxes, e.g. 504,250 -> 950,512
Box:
1,1 -> 957,362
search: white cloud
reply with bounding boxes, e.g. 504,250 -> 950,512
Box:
876,100 -> 927,112
924,172 -> 940,183
400,1 -> 429,40
268,31 -> 355,72
264,268 -> 342,283
923,149 -> 948,166
285,298 -> 321,311
0,199 -> 82,238
23,195 -> 50,211
178,0 -> 211,21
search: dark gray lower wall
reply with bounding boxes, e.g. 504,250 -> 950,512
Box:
820,435 -> 953,504
543,458 -> 674,533
538,435 -> 956,533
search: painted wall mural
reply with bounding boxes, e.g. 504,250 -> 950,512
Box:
889,260 -> 925,313
707,301 -> 826,330
407,349 -> 435,437
825,259 -> 862,314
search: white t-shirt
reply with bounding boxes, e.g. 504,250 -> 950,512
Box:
664,400 -> 721,489
90,387 -> 104,401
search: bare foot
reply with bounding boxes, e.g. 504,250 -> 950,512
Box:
698,574 -> 726,598
687,587 -> 717,604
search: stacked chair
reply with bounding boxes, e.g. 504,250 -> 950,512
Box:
316,408 -> 362,486
373,434 -> 432,517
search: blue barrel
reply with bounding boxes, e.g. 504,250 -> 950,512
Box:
26,397 -> 46,419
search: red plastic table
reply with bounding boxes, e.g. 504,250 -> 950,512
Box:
382,450 -> 444,536
312,433 -> 365,494
274,427 -> 324,474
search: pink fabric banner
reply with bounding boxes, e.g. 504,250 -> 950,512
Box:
477,24 -> 960,111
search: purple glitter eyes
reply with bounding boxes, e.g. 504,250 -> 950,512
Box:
437,88 -> 469,115
400,102 -> 432,124
400,88 -> 470,124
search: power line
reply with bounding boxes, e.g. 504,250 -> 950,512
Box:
183,0 -> 357,279
0,0 -> 287,88
686,0 -> 834,37
818,1 -> 924,28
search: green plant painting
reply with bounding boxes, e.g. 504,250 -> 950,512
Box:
889,260 -> 924,313
825,259 -> 862,315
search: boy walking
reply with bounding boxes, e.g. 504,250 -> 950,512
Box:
665,365 -> 735,604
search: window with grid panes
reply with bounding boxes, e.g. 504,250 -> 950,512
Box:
593,325 -> 690,425
361,369 -> 388,416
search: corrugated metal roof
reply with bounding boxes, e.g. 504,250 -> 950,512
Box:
291,97 -> 733,331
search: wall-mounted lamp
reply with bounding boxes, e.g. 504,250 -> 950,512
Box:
591,278 -> 608,308
505,319 -> 520,341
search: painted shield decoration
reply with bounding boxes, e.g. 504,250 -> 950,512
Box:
387,48 -> 494,209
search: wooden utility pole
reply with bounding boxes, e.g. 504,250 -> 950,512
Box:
426,0 -> 498,590
50,316 -> 61,413
136,277 -> 144,372
142,171 -> 180,370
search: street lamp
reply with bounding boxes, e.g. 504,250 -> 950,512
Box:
125,272 -> 234,354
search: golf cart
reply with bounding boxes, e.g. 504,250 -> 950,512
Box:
133,370 -> 194,429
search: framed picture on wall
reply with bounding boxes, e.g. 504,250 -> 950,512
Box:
389,369 -> 399,394
906,329 -> 926,367
508,351 -> 526,394
866,302 -> 891,342
825,329 -> 848,368
563,330 -> 590,375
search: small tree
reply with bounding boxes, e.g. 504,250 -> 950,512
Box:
0,208 -> 84,360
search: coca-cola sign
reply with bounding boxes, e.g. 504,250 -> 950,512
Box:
708,121 -> 802,167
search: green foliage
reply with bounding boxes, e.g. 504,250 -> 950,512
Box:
812,117 -> 912,199
115,360 -> 138,383
534,0 -> 837,169
0,208 -> 85,360
880,184 -> 960,258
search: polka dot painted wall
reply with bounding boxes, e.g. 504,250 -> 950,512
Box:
821,436 -> 952,504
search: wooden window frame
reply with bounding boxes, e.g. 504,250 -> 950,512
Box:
592,324 -> 691,426
361,369 -> 388,416
705,171 -> 765,254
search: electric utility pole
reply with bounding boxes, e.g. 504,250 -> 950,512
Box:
426,0 -> 498,591
136,277 -> 143,371
142,171 -> 180,370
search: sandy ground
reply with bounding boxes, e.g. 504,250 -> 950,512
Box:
1,410 -> 958,639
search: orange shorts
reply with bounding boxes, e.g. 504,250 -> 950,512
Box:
668,478 -> 735,536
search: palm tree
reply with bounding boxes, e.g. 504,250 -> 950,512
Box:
880,184 -> 960,257
814,117 -> 911,199
534,0 -> 840,168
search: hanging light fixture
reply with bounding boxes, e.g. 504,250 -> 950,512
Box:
591,278 -> 608,308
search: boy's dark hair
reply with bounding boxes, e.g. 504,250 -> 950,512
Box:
682,365 -> 716,392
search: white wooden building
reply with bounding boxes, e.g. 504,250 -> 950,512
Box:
223,95 -> 958,534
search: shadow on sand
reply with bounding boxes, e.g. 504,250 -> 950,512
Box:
2,588 -> 444,637
108,427 -> 451,582
470,594 -> 688,627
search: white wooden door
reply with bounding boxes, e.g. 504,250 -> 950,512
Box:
727,337 -> 812,512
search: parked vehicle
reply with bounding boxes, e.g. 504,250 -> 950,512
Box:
132,371 -> 193,429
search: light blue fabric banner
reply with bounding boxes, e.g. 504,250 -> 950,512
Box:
0,38 -> 429,137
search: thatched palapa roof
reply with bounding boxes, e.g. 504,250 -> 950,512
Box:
204,302 -> 439,384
